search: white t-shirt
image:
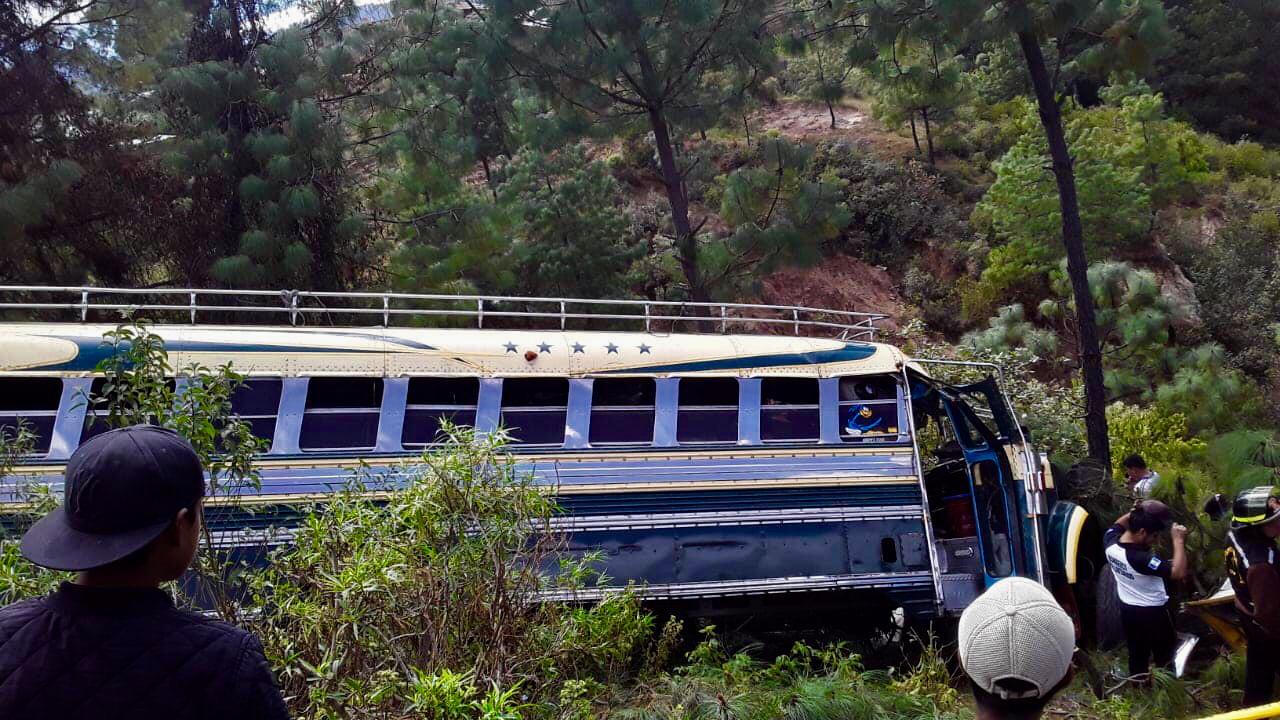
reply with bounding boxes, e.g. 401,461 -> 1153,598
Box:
1104,524 -> 1171,607
1133,470 -> 1160,497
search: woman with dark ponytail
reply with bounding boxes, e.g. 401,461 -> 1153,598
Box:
1104,499 -> 1189,681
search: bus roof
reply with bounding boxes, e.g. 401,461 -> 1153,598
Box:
0,323 -> 908,378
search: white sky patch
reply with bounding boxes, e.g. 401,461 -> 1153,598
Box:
263,0 -> 388,32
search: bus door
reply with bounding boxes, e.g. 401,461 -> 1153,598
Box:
938,385 -> 1025,586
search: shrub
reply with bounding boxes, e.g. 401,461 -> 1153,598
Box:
809,142 -> 971,273
1106,403 -> 1206,480
1206,140 -> 1280,181
246,426 -> 673,718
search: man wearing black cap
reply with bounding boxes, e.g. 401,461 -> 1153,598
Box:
0,425 -> 289,720
1104,499 -> 1188,681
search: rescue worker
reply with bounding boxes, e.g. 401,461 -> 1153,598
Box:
1224,486 -> 1280,706
1104,499 -> 1188,681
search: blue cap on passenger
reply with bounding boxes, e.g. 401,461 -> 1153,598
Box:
20,425 -> 205,571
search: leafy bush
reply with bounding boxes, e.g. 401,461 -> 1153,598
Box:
902,324 -> 1088,461
1172,200 -> 1280,384
809,142 -> 971,273
969,130 -> 1150,317
965,261 -> 1185,405
1206,140 -> 1280,181
1106,403 -> 1206,480
1155,344 -> 1263,435
247,426 -> 673,718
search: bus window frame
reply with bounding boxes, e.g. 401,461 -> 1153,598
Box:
675,377 -> 740,445
836,375 -> 908,445
498,377 -> 570,447
400,376 -> 481,449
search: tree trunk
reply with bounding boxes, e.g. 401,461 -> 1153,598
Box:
921,108 -> 935,166
648,106 -> 708,303
908,114 -> 921,155
827,100 -> 837,129
1017,31 -> 1111,469
742,112 -> 751,145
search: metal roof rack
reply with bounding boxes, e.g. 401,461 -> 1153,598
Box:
0,286 -> 886,340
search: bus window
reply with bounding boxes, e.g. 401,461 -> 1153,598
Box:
677,378 -> 738,444
230,379 -> 283,442
589,378 -> 655,445
838,376 -> 901,442
402,377 -> 479,446
0,377 -> 61,455
500,378 -> 568,445
760,378 -> 819,442
80,377 -> 177,443
300,378 -> 382,451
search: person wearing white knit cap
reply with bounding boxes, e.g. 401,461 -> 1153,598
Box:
958,577 -> 1077,720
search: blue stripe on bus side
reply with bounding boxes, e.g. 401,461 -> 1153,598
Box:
31,337 -> 390,372
599,343 -> 877,374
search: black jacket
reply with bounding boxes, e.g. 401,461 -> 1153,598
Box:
1227,529 -> 1280,639
0,582 -> 290,720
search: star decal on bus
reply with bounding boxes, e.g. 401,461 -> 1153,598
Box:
637,343 -> 652,354
537,342 -> 552,353
503,342 -> 518,353
571,342 -> 585,353
605,343 -> 619,354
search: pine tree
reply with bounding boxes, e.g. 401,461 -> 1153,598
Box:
709,137 -> 851,293
474,0 -> 776,303
779,31 -> 863,130
0,0 -> 190,284
868,38 -> 967,166
850,0 -> 1171,467
161,1 -> 372,289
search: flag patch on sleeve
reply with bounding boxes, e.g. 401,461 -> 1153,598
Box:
1148,557 -> 1162,571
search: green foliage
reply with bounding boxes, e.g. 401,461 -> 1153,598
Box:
1155,344 -> 1262,435
970,39 -> 1034,105
156,2 -> 414,288
87,322 -> 266,497
971,117 -> 1150,315
477,0 -> 778,301
808,142 -> 972,277
247,426 -> 670,718
1081,86 -> 1211,206
868,39 -> 969,164
392,145 -> 643,298
493,146 -> 642,298
1152,0 -> 1280,144
905,324 -> 1088,461
614,632 -> 963,720
963,303 -> 1058,358
1106,403 -> 1206,480
706,137 -> 852,293
0,428 -> 64,604
1206,430 -> 1280,497
778,35 -> 862,127
967,261 -> 1186,405
1172,196 -> 1280,382
0,160 -> 84,243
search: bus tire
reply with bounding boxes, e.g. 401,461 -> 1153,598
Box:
1096,566 -> 1125,649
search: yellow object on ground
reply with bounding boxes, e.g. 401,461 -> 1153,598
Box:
1184,583 -> 1249,654
1196,702 -> 1280,720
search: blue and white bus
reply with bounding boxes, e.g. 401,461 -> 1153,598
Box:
0,287 -> 1092,622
